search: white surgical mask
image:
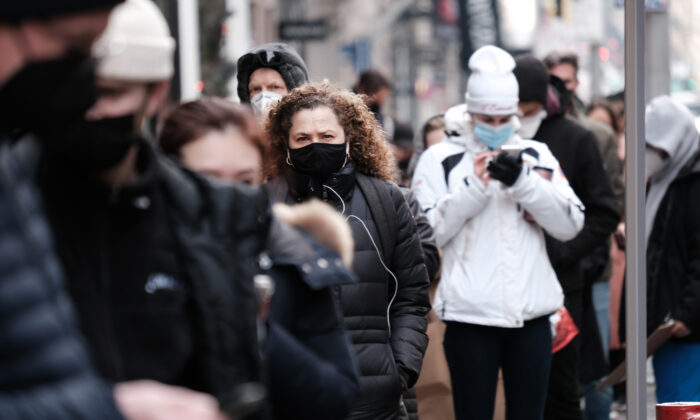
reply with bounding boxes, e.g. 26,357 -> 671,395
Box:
251,91 -> 283,116
645,147 -> 669,180
518,110 -> 547,139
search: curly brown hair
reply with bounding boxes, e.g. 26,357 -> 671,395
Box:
263,81 -> 395,181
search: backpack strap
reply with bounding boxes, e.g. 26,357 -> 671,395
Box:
356,173 -> 398,265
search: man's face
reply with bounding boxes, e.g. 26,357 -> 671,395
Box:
518,101 -> 544,118
366,86 -> 390,108
549,63 -> 578,93
248,68 -> 288,98
0,9 -> 111,85
18,10 -> 111,62
85,78 -> 149,120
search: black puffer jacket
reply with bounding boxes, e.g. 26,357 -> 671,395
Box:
273,164 -> 431,420
647,154 -> 700,342
0,139 -> 122,419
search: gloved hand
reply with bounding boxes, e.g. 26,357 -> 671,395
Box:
487,151 -> 523,186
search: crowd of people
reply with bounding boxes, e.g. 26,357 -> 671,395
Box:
1,1 -> 698,420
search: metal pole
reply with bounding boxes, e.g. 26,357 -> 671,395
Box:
178,0 -> 201,101
624,0 -> 646,418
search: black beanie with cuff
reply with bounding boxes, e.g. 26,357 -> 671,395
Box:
513,54 -> 549,106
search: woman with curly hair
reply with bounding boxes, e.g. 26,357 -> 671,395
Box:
265,81 -> 431,420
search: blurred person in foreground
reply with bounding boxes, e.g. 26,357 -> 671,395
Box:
236,42 -> 309,115
644,95 -> 700,403
159,96 -> 362,419
11,1 -> 273,418
514,55 -> 620,420
264,81 -> 431,420
0,1 -> 227,419
411,45 -> 584,420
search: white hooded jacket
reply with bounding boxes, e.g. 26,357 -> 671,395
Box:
411,115 -> 585,328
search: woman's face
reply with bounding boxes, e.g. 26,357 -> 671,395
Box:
587,107 -> 613,130
180,127 -> 263,185
471,113 -> 513,127
288,106 -> 346,150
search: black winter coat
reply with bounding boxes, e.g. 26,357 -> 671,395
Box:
0,139 -> 122,419
264,219 -> 360,420
402,187 -> 440,282
647,154 -> 700,342
535,92 -> 620,294
16,139 -> 267,410
277,164 -> 431,420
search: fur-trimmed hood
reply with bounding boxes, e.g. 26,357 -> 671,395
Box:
273,200 -> 354,268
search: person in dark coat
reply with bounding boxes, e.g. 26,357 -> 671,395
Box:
236,42 -> 309,115
644,95 -> 700,403
264,81 -> 431,420
159,96 -> 362,419
0,1 -> 229,419
513,55 -> 620,420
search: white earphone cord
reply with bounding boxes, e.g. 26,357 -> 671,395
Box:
322,184 -> 399,336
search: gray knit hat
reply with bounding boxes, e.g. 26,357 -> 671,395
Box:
236,43 -> 309,103
0,0 -> 123,21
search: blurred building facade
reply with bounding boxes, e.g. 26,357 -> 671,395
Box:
154,0 -> 700,125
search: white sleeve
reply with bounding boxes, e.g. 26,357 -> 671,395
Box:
504,145 -> 585,241
412,150 -> 490,248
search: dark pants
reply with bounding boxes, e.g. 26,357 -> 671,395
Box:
443,316 -> 553,420
545,291 -> 583,420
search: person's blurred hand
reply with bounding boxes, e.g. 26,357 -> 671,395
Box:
115,380 -> 230,420
614,222 -> 626,250
473,152 -> 497,185
671,321 -> 691,338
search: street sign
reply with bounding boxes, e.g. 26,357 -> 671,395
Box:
279,20 -> 328,41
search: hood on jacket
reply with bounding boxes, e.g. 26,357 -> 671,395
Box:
645,95 -> 700,244
545,75 -> 570,120
236,43 -> 309,103
273,200 -> 354,268
646,95 -> 700,165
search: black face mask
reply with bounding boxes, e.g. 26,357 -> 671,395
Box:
44,114 -> 140,174
288,142 -> 348,177
0,54 -> 97,136
369,103 -> 381,115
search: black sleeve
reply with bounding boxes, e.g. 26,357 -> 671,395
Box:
401,188 -> 440,282
264,218 -> 360,420
546,130 -> 620,273
387,183 -> 431,388
0,172 -> 122,419
673,180 -> 700,332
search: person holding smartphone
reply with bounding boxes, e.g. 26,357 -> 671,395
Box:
411,45 -> 585,420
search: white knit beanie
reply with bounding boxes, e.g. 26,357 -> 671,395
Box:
92,0 -> 175,82
465,45 -> 519,115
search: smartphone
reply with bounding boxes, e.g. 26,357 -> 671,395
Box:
498,145 -> 524,158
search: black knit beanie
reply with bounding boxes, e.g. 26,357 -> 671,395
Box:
236,42 -> 309,103
513,54 -> 549,105
0,0 -> 123,21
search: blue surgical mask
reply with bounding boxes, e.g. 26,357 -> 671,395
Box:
473,120 -> 514,149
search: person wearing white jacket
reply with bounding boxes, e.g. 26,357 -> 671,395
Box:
411,46 -> 585,420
